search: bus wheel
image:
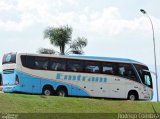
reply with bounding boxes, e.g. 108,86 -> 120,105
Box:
128,91 -> 138,101
128,94 -> 136,101
57,88 -> 67,97
42,86 -> 53,96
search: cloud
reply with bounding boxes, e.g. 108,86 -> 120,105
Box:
0,0 -> 15,11
0,0 -> 160,36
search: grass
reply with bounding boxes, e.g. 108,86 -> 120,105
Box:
0,93 -> 160,119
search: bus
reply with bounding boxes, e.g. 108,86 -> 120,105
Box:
0,72 -> 2,91
2,53 -> 153,100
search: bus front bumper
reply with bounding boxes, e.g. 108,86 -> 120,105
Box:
2,85 -> 18,93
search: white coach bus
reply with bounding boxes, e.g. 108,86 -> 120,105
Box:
2,53 -> 153,100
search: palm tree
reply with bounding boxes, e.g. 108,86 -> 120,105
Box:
66,37 -> 87,54
40,25 -> 87,55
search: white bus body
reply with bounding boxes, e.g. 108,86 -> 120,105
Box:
2,53 -> 153,100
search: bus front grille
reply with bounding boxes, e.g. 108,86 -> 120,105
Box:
3,69 -> 15,74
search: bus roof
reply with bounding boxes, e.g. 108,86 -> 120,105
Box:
17,53 -> 145,66
66,55 -> 144,65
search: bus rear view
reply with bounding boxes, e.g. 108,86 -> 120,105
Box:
2,53 -> 19,92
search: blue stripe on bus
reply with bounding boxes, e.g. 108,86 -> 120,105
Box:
65,55 -> 142,64
5,70 -> 90,96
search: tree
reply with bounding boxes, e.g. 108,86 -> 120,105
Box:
38,25 -> 87,55
66,37 -> 87,55
37,48 -> 56,54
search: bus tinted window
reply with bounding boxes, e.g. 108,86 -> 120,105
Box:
21,55 -> 49,70
35,57 -> 49,70
50,58 -> 66,71
85,61 -> 101,73
0,73 -> 2,86
26,56 -> 35,68
67,60 -> 83,72
118,63 -> 137,81
102,62 -> 116,75
134,64 -> 152,88
2,53 -> 16,64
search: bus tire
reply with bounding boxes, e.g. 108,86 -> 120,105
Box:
57,86 -> 68,97
42,85 -> 53,96
128,90 -> 138,101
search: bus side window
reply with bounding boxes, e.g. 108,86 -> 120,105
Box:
102,62 -> 116,75
67,60 -> 83,72
21,55 -> 35,69
34,57 -> 49,70
85,61 -> 101,73
50,58 -> 66,71
118,63 -> 137,81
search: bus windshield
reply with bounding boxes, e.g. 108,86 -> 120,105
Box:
2,53 -> 16,64
0,73 -> 2,86
134,64 -> 153,88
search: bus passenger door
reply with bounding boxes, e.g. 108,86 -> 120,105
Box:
18,72 -> 32,93
31,77 -> 41,94
18,71 -> 41,94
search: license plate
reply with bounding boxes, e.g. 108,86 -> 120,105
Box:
6,87 -> 12,90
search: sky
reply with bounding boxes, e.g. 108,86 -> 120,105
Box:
0,0 -> 160,101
